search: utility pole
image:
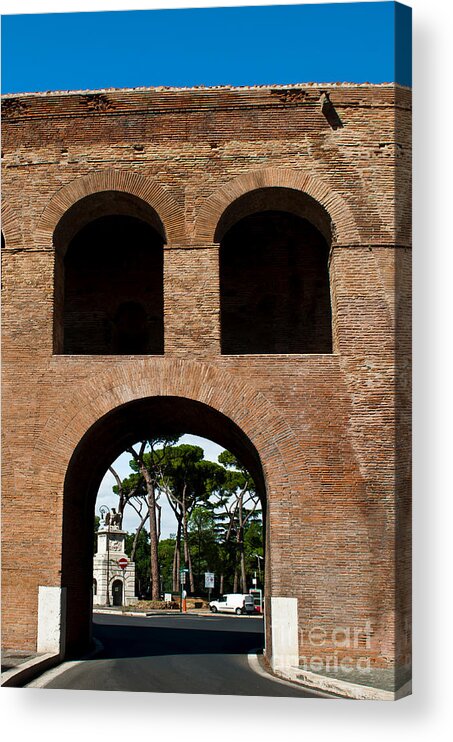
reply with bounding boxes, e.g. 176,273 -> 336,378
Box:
253,553 -> 264,585
180,567 -> 188,613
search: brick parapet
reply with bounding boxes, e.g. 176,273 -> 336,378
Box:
2,83 -> 411,249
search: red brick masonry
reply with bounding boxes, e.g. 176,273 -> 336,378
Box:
1,84 -> 411,688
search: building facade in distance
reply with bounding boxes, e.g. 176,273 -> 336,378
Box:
93,518 -> 136,608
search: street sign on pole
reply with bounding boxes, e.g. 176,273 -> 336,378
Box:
118,557 -> 128,570
180,568 -> 188,584
205,572 -> 215,589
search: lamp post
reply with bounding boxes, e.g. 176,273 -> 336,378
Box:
99,505 -> 111,607
253,553 -> 264,584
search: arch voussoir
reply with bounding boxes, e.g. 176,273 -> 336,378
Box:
194,167 -> 362,246
35,359 -> 304,502
36,168 -> 185,246
1,202 -> 22,248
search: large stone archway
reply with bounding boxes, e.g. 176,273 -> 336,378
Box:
33,359 -> 305,664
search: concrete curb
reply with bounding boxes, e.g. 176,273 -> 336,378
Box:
1,651 -> 61,688
277,666 -> 412,701
94,608 -> 208,617
93,609 -> 262,618
1,637 -> 104,689
247,652 -> 411,701
94,609 -> 212,618
24,638 -> 105,688
247,651 -> 341,699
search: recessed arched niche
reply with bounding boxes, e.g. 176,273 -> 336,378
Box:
217,187 -> 333,355
53,191 -> 165,355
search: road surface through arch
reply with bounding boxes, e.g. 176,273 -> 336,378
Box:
31,613 -> 325,698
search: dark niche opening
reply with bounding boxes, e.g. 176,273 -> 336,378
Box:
220,210 -> 332,355
63,214 -> 164,355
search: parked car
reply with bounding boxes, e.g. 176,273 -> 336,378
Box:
209,593 -> 255,615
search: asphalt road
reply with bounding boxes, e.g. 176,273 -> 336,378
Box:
33,613 -> 323,697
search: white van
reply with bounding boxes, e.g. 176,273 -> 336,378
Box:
209,593 -> 255,615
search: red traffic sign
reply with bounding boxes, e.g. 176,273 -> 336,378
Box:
118,557 -> 129,570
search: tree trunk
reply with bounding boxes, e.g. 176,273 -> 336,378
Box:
238,495 -> 247,592
172,541 -> 178,593
127,445 -> 161,601
219,573 -> 224,594
148,487 -> 160,600
182,503 -> 195,593
140,467 -> 160,600
238,527 -> 247,592
172,521 -> 182,592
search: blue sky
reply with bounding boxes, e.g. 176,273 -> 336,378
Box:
1,2 -> 412,94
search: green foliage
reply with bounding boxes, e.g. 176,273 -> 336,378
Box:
157,444 -> 228,509
103,438 -> 264,597
218,450 -> 256,493
158,538 -> 176,595
244,520 -> 263,574
188,506 -> 222,593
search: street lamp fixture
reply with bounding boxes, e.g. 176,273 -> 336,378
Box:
253,553 -> 264,581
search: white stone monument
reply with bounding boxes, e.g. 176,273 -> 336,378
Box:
93,509 -> 137,607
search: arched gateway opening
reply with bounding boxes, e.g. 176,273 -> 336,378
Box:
62,396 -> 268,657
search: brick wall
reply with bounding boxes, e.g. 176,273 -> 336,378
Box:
1,84 -> 411,686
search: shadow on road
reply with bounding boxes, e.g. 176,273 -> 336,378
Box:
89,614 -> 264,661
41,614 -> 320,697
